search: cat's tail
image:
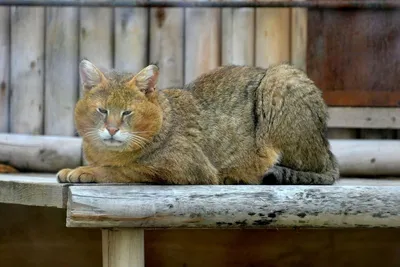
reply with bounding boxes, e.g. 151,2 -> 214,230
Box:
262,150 -> 340,185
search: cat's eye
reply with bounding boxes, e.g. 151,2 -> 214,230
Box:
97,108 -> 108,114
122,110 -> 132,116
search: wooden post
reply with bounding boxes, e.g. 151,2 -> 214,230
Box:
290,5 -> 307,71
102,229 -> 145,267
0,7 -> 10,133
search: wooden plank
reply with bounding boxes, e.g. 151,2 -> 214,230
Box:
221,5 -> 254,66
360,129 -> 395,140
150,7 -> 184,88
0,7 -> 10,133
255,8 -> 290,68
102,229 -> 144,267
10,7 -> 45,134
45,4 -> 79,136
327,107 -> 400,129
114,6 -> 148,73
327,128 -> 357,139
184,7 -> 220,83
79,0 -> 113,96
307,9 -> 400,107
0,133 -> 82,172
0,173 -> 68,208
290,6 -> 307,71
67,184 -> 400,228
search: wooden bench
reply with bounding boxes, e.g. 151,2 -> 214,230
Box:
1,173 -> 400,266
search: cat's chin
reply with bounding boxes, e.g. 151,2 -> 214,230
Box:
102,139 -> 125,147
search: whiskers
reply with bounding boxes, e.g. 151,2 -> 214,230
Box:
83,129 -> 103,143
126,131 -> 154,151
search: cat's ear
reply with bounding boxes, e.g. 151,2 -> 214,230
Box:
127,65 -> 159,95
79,59 -> 107,91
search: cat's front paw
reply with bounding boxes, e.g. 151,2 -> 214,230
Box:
57,166 -> 96,183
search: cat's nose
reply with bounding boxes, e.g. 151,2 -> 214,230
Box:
106,126 -> 119,136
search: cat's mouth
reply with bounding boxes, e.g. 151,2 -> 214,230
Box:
102,138 -> 124,147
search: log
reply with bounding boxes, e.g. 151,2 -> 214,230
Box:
10,6 -> 45,134
67,184 -> 400,228
45,3 -> 79,136
150,6 -> 184,88
114,6 -> 148,73
0,133 -> 82,172
1,134 -> 400,176
0,6 -> 10,133
102,229 -> 144,267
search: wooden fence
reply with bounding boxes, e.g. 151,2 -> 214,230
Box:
0,5 -> 399,140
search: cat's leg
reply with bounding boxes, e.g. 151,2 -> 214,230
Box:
57,165 -> 157,183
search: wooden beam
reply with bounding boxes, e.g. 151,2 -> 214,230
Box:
328,107 -> 400,129
102,229 -> 144,267
67,184 -> 400,228
0,173 -> 68,208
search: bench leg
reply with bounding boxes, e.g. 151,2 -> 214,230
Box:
102,229 -> 144,267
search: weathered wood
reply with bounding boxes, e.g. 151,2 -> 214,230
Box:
10,7 -> 45,134
0,7 -> 9,133
45,4 -> 79,136
290,6 -> 307,71
114,6 -> 148,73
328,107 -> 400,129
255,8 -> 290,68
0,133 -> 82,172
0,173 -> 68,208
67,184 -> 400,228
1,134 -> 400,176
222,5 -> 254,66
102,229 -> 145,267
330,140 -> 400,176
79,0 -> 112,96
150,7 -> 184,88
184,6 -> 220,83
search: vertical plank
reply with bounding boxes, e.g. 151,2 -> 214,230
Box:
222,7 -> 254,66
79,1 -> 113,97
185,7 -> 220,83
102,229 -> 144,267
150,7 -> 184,89
327,128 -> 358,139
0,7 -> 10,133
10,7 -> 45,135
45,5 -> 79,136
291,7 -> 307,71
255,8 -> 290,68
114,7 -> 148,73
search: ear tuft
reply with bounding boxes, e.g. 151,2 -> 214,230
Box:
129,65 -> 159,94
79,60 -> 106,91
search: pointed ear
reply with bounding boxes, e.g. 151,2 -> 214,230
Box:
127,65 -> 159,94
79,59 -> 107,91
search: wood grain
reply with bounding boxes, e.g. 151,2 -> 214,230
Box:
45,5 -> 79,136
0,7 -> 10,133
114,7 -> 148,73
255,8 -> 290,68
150,7 -> 184,88
10,7 -> 45,134
222,5 -> 254,66
307,9 -> 400,107
67,184 -> 400,228
0,173 -> 67,208
291,6 -> 307,71
184,7 -> 220,83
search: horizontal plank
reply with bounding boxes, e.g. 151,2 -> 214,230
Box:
1,0 -> 399,8
67,183 -> 400,228
0,173 -> 68,208
327,107 -> 400,129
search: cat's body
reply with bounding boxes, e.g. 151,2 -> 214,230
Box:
57,60 -> 339,185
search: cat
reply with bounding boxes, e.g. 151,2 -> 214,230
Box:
57,59 -> 339,185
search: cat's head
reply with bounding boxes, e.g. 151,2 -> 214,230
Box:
75,59 -> 163,152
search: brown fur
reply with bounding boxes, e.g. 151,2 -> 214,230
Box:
57,60 -> 339,185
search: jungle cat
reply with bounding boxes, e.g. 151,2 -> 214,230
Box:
57,60 -> 339,185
